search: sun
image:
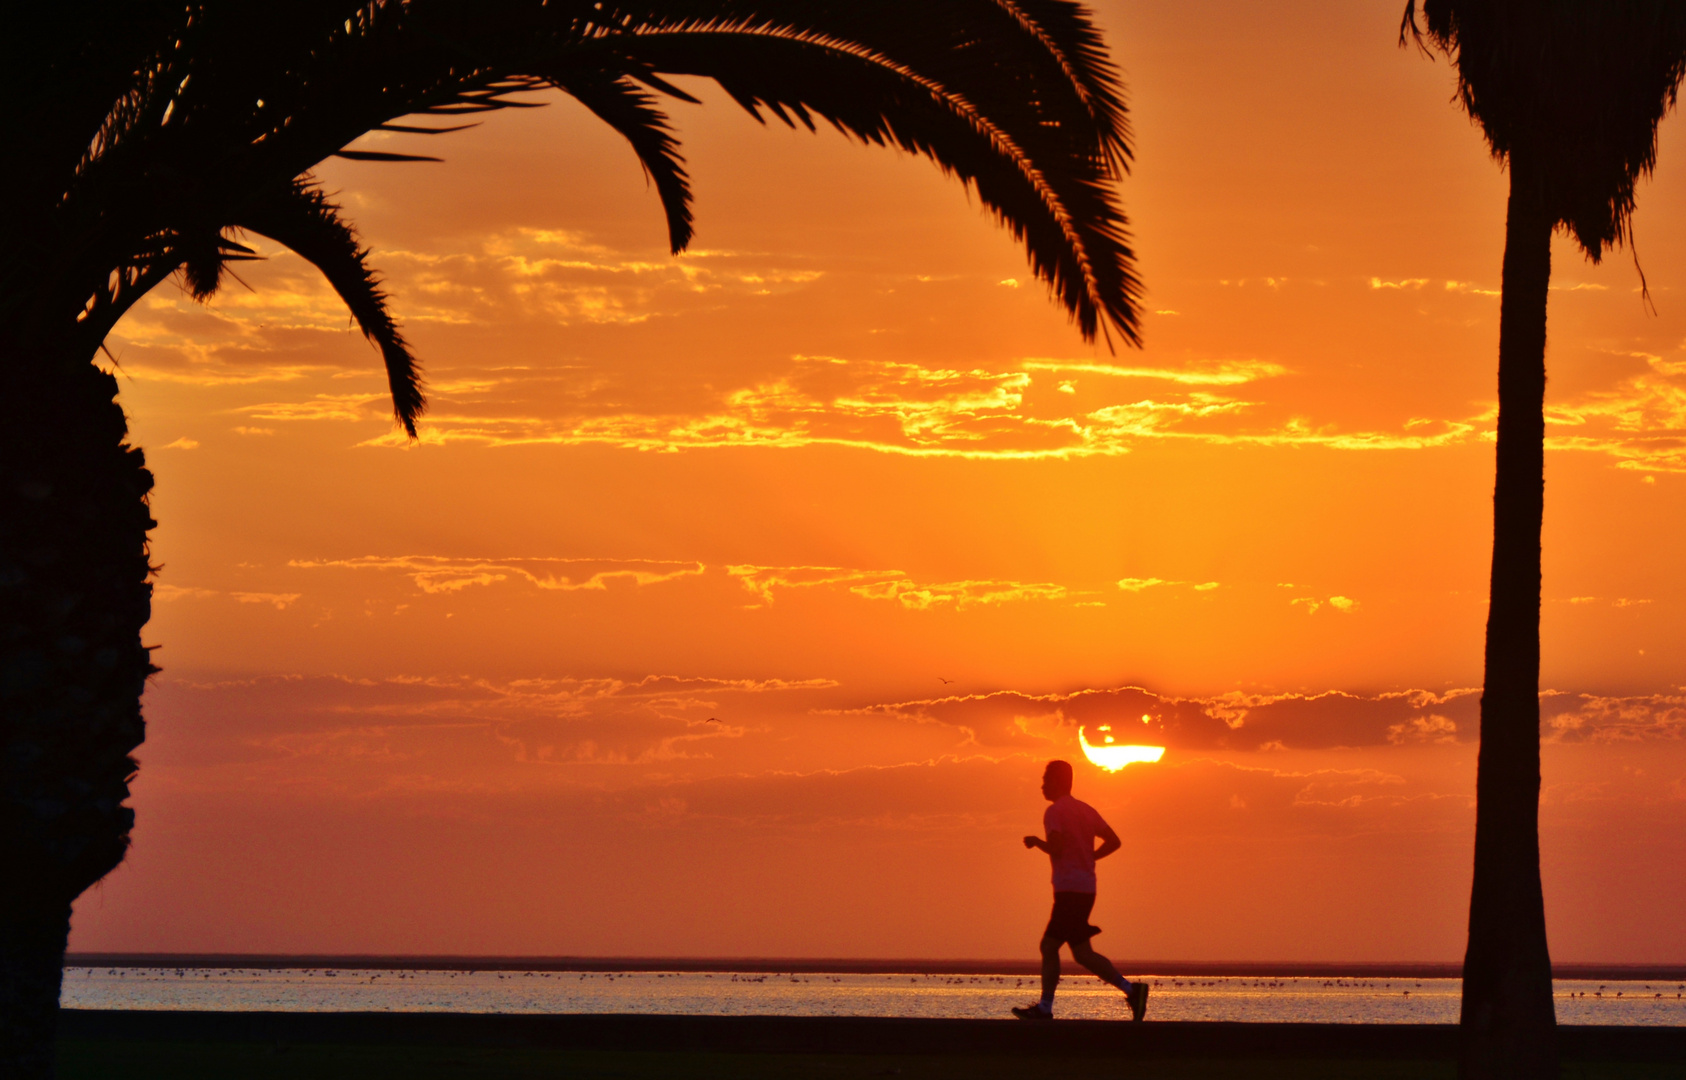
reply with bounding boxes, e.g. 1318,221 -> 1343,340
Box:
1078,724 -> 1166,772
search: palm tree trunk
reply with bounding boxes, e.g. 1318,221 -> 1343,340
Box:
0,902 -> 73,1079
0,344 -> 155,1080
1459,148 -> 1558,1080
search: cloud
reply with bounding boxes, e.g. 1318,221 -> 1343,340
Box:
160,437 -> 199,450
105,229 -> 827,388
849,578 -> 1077,610
153,584 -> 219,602
233,341 -> 1471,461
231,592 -> 301,609
240,393 -> 389,423
131,670 -> 1686,859
1116,577 -> 1220,593
1543,692 -> 1686,743
827,684 -> 1686,753
152,584 -> 297,609
831,685 -> 1487,753
1443,280 -> 1501,297
1387,714 -> 1459,745
1544,353 -> 1686,472
288,555 -> 707,594
147,670 -> 841,779
1290,595 -> 1359,615
386,228 -> 825,328
1287,767 -> 1408,807
724,564 -> 1086,610
279,556 -> 1089,613
1020,358 -> 1286,386
346,354 -> 1099,459
104,225 -> 1675,474
345,363 -> 1484,459
102,266 -> 390,388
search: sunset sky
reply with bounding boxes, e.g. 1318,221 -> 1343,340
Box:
70,0 -> 1685,964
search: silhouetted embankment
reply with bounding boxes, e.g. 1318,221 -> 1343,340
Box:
58,1009 -> 1686,1062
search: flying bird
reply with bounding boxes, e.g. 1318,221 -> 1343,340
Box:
938,677 -> 954,685
705,717 -> 721,723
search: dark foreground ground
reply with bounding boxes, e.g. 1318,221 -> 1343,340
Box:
58,1011 -> 1686,1080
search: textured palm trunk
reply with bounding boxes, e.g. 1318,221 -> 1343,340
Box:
0,341 -> 155,1080
0,902 -> 74,1079
1458,150 -> 1558,1080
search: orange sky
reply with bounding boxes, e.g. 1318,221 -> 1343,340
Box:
70,1 -> 1685,963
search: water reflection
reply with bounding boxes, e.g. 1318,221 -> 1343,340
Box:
61,968 -> 1686,1025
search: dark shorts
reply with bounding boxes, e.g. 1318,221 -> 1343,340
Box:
1043,891 -> 1099,945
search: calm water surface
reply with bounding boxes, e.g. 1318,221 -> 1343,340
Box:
61,968 -> 1686,1025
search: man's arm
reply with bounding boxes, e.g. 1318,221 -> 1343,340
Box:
1023,831 -> 1066,854
1093,820 -> 1122,860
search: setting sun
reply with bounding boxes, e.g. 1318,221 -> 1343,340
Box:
1077,726 -> 1166,772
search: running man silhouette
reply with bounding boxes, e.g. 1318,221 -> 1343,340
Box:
1011,759 -> 1148,1021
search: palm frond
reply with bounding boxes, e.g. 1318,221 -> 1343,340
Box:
229,1 -> 1137,336
1404,0 -> 1686,259
34,0 -> 1144,373
71,248 -> 180,358
550,70 -> 695,253
983,0 -> 1135,172
330,149 -> 445,163
179,233 -> 260,301
619,28 -> 1139,344
595,2 -> 1129,168
375,121 -> 483,134
233,179 -> 426,436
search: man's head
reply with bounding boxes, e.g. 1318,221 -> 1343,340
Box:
1041,759 -> 1073,801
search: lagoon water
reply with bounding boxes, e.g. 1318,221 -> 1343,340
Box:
61,967 -> 1686,1025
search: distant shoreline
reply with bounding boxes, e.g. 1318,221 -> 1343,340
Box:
63,954 -> 1686,981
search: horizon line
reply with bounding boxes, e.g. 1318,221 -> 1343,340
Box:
63,954 -> 1686,981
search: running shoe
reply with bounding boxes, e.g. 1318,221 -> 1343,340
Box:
1011,1003 -> 1052,1020
1127,982 -> 1150,1022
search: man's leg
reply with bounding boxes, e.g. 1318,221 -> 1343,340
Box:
1068,938 -> 1130,992
1013,934 -> 1064,1019
1070,938 -> 1149,1021
1039,934 -> 1062,1010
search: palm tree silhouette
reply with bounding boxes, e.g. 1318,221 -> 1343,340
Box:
0,3 -> 1140,1073
1404,4 -> 1686,1077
